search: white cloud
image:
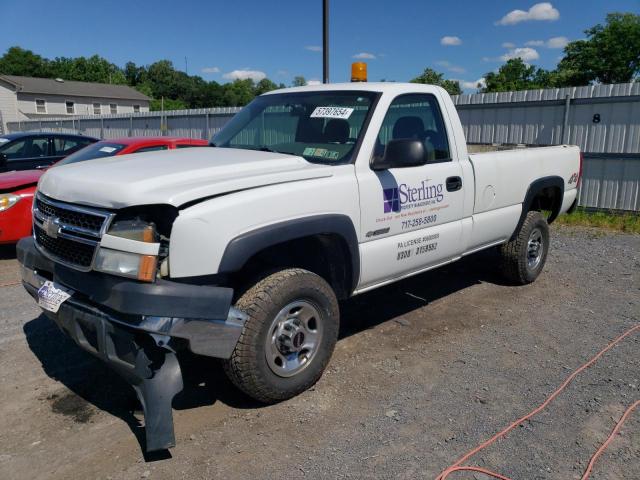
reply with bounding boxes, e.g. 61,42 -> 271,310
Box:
223,69 -> 267,81
352,52 -> 376,60
525,36 -> 569,48
453,78 -> 486,90
436,60 -> 465,74
496,2 -> 559,26
502,42 -> 516,48
546,36 -> 569,48
305,45 -> 322,52
201,66 -> 220,74
307,79 -> 322,85
276,69 -> 289,76
440,36 -> 462,46
500,47 -> 540,62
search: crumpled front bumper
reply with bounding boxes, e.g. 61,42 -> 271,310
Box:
17,237 -> 246,451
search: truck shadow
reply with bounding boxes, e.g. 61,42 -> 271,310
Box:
0,244 -> 17,260
23,247 -> 507,457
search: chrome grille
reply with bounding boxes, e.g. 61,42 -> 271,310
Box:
33,193 -> 114,271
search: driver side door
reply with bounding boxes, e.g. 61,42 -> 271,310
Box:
356,93 -> 465,289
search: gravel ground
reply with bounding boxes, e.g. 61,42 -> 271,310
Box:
0,225 -> 638,480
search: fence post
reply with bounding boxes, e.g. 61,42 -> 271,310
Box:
561,94 -> 571,144
129,115 -> 133,137
100,117 -> 104,139
205,112 -> 210,139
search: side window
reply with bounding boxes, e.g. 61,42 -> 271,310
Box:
374,93 -> 450,163
54,138 -> 84,156
35,99 -> 47,114
0,139 -> 28,159
134,145 -> 169,153
28,137 -> 49,157
93,103 -> 101,115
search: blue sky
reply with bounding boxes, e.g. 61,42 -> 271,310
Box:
1,1 -> 638,91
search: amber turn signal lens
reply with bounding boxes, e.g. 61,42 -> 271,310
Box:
138,255 -> 157,282
351,62 -> 367,82
142,225 -> 155,243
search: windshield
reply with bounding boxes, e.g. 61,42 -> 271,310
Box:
56,142 -> 126,166
212,91 -> 378,164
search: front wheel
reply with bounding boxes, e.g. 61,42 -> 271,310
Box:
223,268 -> 339,404
499,211 -> 550,285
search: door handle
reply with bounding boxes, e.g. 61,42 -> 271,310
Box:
446,176 -> 462,192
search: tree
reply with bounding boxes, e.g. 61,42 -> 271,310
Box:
292,76 -> 307,87
482,59 -> 553,92
254,78 -> 280,95
0,46 -> 50,77
556,13 -> 640,85
410,68 -> 462,95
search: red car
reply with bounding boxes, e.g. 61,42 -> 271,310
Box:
0,137 -> 209,244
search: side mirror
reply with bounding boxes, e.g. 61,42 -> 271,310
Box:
371,139 -> 426,171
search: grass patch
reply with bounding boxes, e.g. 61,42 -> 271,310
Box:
556,208 -> 640,233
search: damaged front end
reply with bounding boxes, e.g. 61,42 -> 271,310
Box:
18,229 -> 245,452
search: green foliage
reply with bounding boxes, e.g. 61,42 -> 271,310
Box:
556,208 -> 640,234
483,59 -> 553,92
0,46 -> 51,77
0,46 -> 285,110
292,76 -> 307,87
483,12 -> 640,92
556,13 -> 640,85
410,68 -> 462,95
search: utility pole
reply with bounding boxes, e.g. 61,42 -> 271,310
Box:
323,0 -> 329,83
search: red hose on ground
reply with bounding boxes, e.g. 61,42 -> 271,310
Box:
436,323 -> 640,480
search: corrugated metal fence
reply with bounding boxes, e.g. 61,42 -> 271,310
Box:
452,82 -> 640,212
8,83 -> 640,212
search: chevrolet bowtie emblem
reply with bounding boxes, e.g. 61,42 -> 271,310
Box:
43,217 -> 60,239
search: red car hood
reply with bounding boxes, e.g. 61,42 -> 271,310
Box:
0,169 -> 43,191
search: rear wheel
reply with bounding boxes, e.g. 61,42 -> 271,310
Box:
223,268 -> 339,404
499,211 -> 550,285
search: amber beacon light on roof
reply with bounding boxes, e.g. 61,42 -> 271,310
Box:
351,62 -> 367,82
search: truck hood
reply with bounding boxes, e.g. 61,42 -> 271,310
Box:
37,147 -> 334,209
0,169 -> 43,191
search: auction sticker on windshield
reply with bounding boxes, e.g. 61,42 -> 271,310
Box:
310,106 -> 354,119
37,281 -> 72,313
99,146 -> 117,153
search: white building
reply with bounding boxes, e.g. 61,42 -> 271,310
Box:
0,75 -> 150,133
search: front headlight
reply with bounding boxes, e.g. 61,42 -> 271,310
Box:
108,220 -> 156,242
95,248 -> 157,282
0,194 -> 20,212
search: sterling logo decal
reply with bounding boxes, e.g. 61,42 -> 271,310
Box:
383,179 -> 444,213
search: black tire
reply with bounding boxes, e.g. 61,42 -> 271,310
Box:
499,211 -> 550,285
223,268 -> 339,404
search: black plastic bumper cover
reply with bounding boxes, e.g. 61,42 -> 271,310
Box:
17,237 -> 245,451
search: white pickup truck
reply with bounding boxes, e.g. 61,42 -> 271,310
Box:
17,83 -> 581,451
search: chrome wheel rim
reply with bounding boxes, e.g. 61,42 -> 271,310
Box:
527,228 -> 544,270
265,300 -> 323,378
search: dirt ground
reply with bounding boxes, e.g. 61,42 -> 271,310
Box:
0,225 -> 638,480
